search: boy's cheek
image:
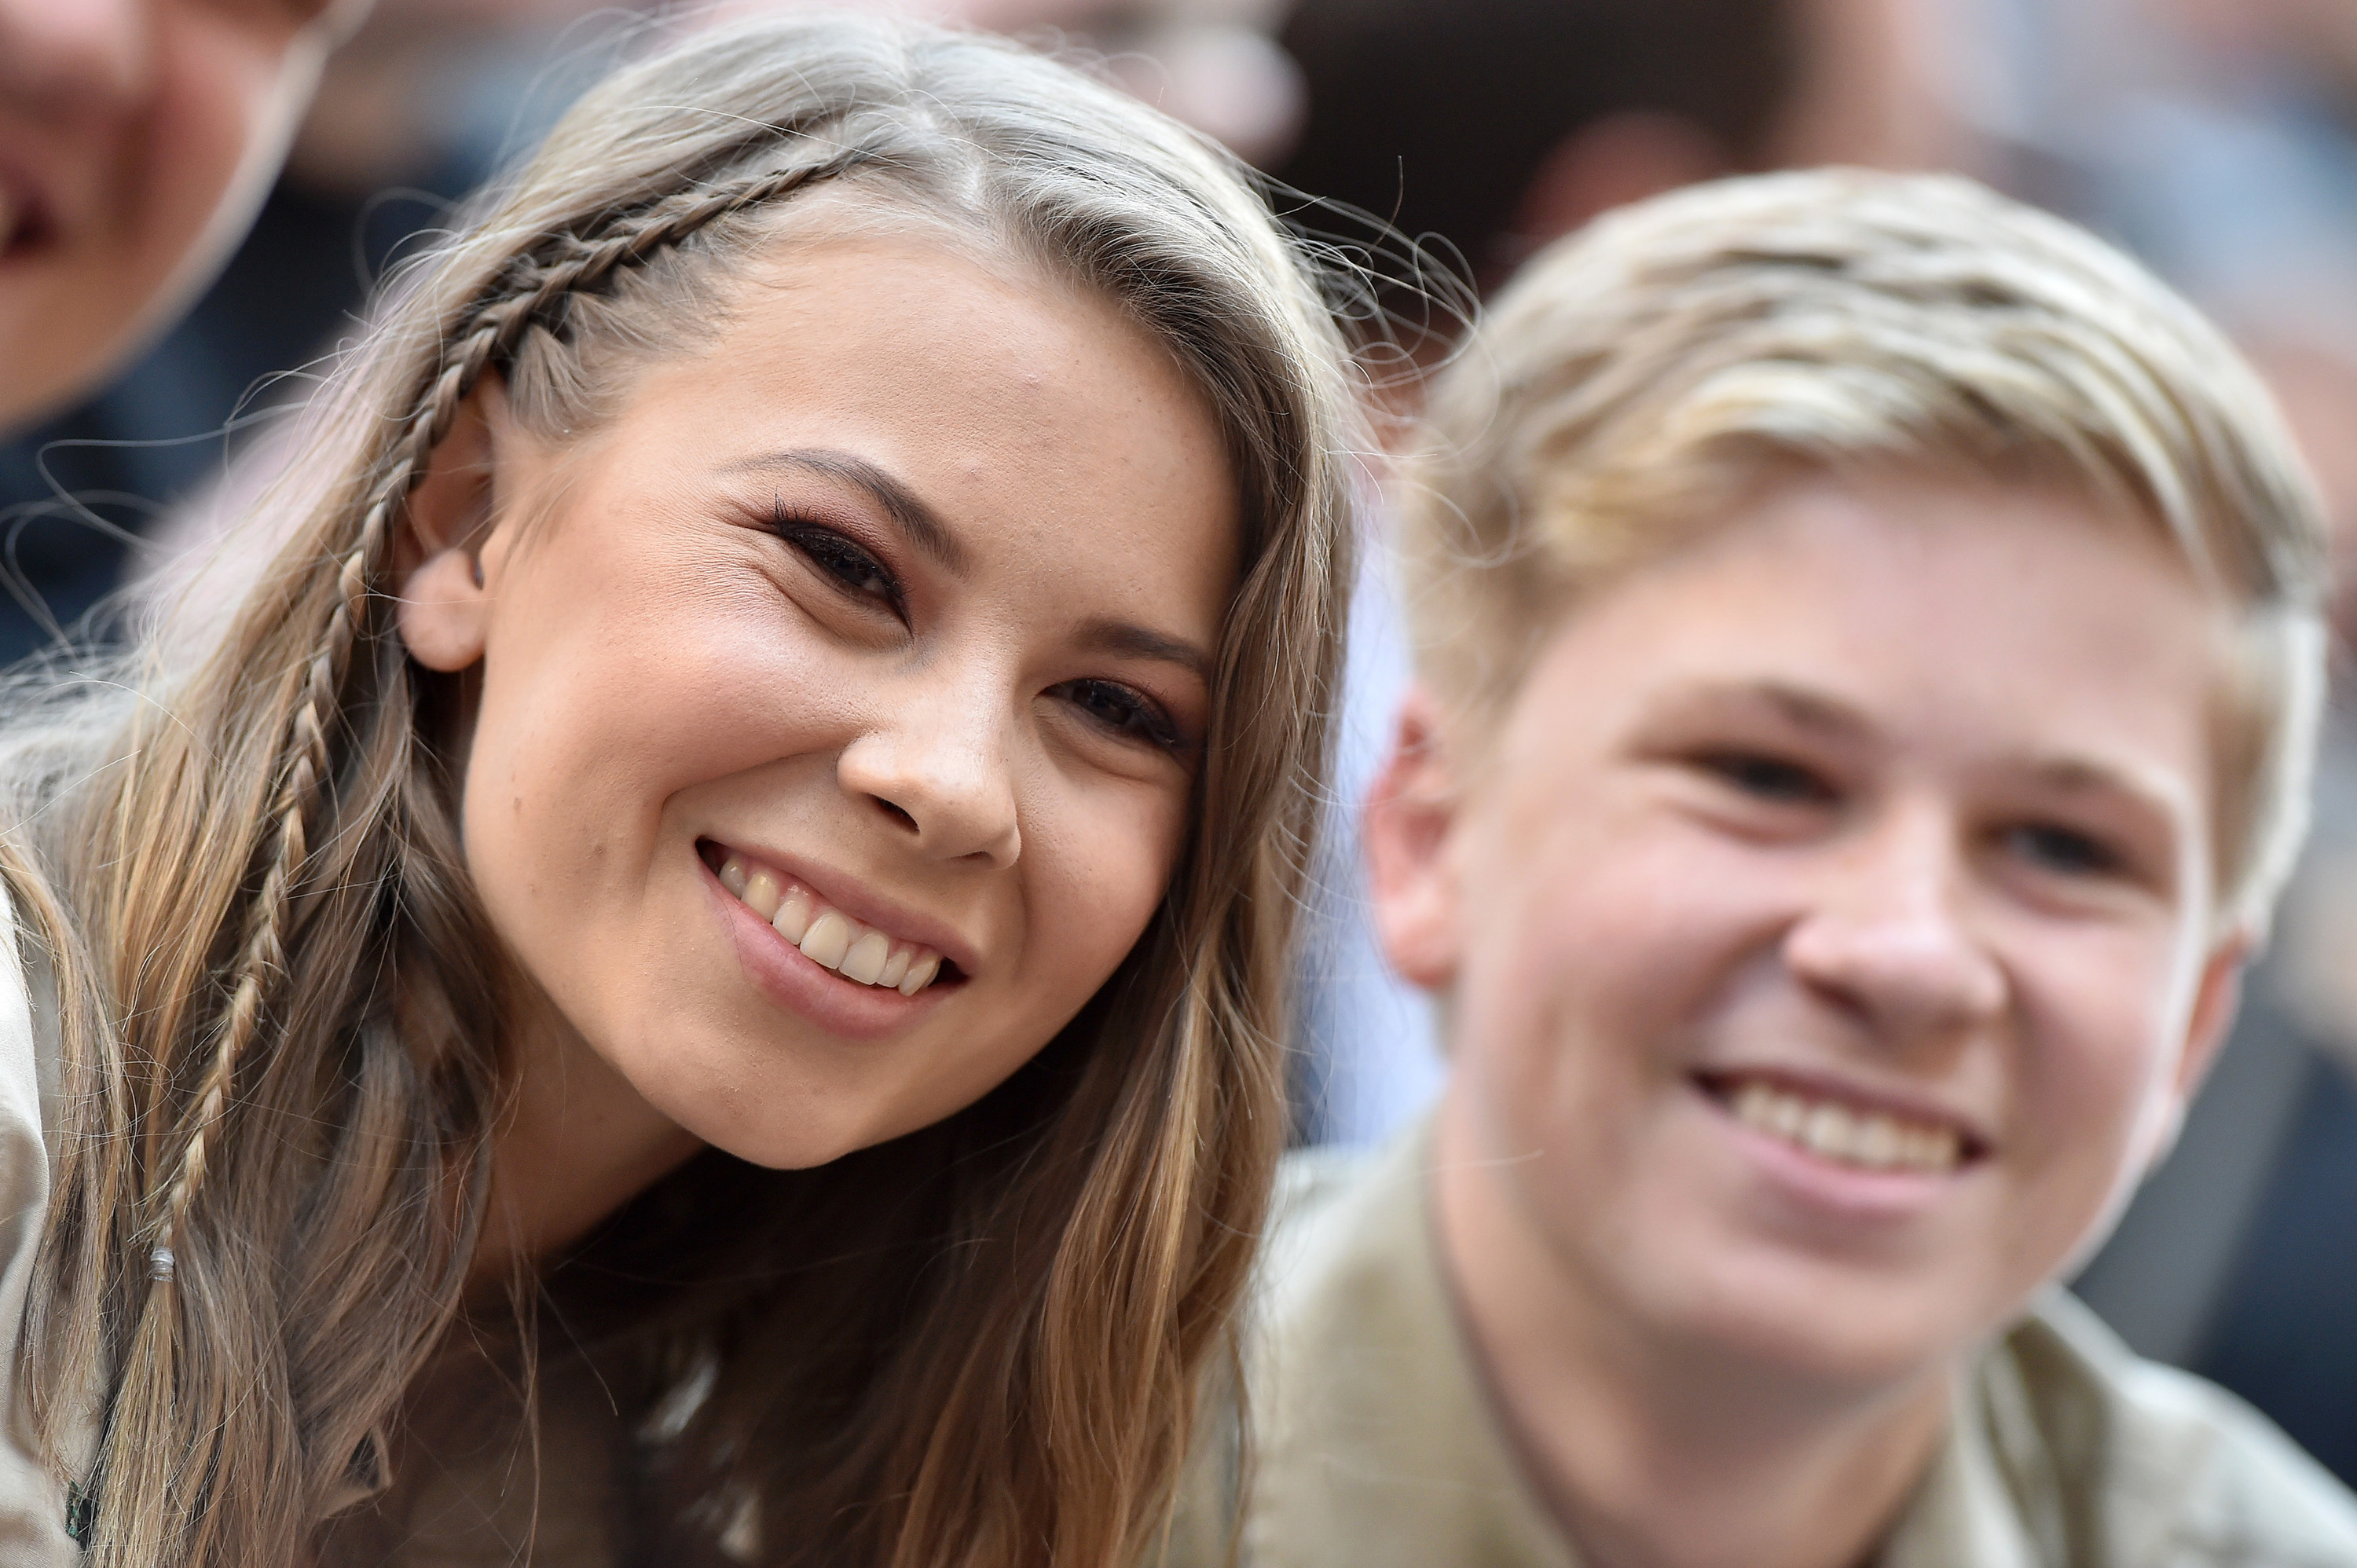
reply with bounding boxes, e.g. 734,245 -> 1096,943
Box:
1989,963 -> 2199,1275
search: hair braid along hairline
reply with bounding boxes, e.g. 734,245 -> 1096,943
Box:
140,146 -> 876,1281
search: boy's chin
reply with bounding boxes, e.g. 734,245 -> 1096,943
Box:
1628,1247 -> 2011,1393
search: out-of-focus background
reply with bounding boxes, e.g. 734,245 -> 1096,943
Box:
6,0 -> 2355,1486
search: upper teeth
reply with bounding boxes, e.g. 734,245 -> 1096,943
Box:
717,852 -> 944,996
1725,1079 -> 1963,1174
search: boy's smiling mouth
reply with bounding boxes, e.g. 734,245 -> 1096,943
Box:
701,842 -> 960,996
1693,1071 -> 1985,1175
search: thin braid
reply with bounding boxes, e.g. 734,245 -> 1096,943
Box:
142,148 -> 870,1281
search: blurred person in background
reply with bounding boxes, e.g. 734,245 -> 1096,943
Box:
1276,0 -> 1797,317
0,0 -> 588,662
0,0 -> 350,436
1274,0 -> 1980,317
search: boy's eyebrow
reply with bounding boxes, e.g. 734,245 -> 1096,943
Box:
2020,754 -> 2193,827
1706,682 -> 2194,829
721,449 -> 970,573
1072,617 -> 1213,681
1742,681 -> 1871,738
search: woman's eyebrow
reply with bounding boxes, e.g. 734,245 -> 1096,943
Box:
722,449 -> 970,573
1072,617 -> 1212,681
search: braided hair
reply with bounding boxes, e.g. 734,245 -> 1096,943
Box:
5,15 -> 1362,1566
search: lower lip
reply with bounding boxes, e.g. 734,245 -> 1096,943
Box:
0,208 -> 52,267
697,856 -> 951,1043
1693,1079 -> 1974,1222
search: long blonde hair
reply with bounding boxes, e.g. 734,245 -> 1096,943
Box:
2,15 -> 1360,1564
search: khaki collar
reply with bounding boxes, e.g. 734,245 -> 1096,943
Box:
1241,1123 -> 2057,1568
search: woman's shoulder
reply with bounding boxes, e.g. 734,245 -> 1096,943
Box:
0,884 -> 57,1160
1997,1291 -> 2357,1566
0,880 -> 83,1565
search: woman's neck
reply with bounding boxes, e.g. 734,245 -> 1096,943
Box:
477,1002 -> 706,1280
1431,1097 -> 1953,1568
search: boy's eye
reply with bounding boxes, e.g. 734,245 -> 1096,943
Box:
1052,678 -> 1184,753
2003,822 -> 2121,878
1695,749 -> 1834,806
772,511 -> 902,612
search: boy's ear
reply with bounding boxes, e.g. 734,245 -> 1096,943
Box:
2144,934 -> 2250,1169
395,373 -> 513,674
1364,684 -> 1468,992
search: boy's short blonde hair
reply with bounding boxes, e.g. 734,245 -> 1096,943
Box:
1402,169 -> 2330,937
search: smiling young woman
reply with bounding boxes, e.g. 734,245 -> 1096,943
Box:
0,14 -> 1362,1566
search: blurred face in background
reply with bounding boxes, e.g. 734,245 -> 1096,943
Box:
0,0 -> 336,431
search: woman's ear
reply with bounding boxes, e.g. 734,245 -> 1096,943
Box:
396,373 -> 513,673
1363,684 -> 1468,993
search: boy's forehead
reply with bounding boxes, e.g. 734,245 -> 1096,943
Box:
1457,468 -> 2231,843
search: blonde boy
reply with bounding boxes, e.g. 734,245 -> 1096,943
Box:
1168,170 -> 2357,1568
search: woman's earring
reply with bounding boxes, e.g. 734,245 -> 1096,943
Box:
471,556 -> 485,589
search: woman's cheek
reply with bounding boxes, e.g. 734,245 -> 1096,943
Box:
1034,785 -> 1188,990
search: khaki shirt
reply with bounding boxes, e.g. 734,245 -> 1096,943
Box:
1163,1125 -> 2357,1568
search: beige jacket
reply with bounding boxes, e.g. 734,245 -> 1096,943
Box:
1163,1125 -> 2357,1568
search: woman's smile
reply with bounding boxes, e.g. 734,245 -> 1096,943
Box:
694,840 -> 970,1045
709,843 -> 957,998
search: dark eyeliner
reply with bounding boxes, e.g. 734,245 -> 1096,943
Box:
1059,678 -> 1189,755
765,498 -> 904,614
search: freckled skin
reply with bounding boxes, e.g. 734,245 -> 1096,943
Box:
401,233 -> 1237,1254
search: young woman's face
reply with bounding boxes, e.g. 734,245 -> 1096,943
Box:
405,232 -> 1237,1171
1388,471 -> 2242,1389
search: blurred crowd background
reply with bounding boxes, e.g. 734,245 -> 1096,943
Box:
8,0 -> 2357,1489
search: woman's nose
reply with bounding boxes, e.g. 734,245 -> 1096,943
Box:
1781,811 -> 2008,1044
0,0 -> 152,112
835,693 -> 1022,869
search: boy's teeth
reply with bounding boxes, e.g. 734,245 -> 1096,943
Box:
1724,1077 -> 1963,1174
714,852 -> 950,995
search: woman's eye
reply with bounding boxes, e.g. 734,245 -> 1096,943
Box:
2004,822 -> 2121,878
773,515 -> 901,610
1696,749 -> 1833,806
1054,678 -> 1183,753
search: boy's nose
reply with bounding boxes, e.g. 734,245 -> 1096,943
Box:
835,694 -> 1022,869
1781,811 -> 2007,1044
0,0 -> 152,112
